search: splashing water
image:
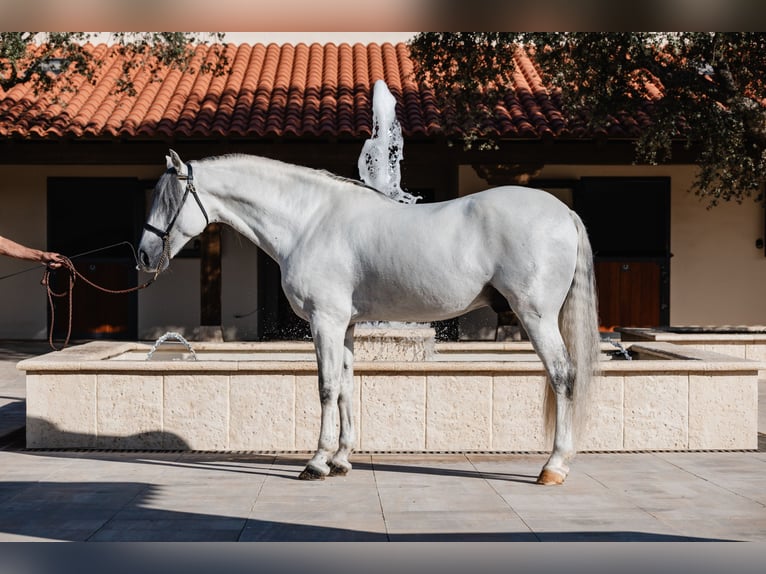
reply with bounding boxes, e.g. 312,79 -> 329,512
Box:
609,341 -> 633,360
358,80 -> 420,204
146,331 -> 198,361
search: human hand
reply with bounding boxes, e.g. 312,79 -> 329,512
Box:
41,252 -> 65,269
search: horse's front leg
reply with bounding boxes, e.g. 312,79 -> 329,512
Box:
329,324 -> 356,476
298,317 -> 348,480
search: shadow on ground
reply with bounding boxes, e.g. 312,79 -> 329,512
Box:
0,477 -> 727,542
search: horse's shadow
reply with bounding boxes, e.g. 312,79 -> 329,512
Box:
12,416 -> 540,484
351,459 -> 539,484
15,447 -> 540,485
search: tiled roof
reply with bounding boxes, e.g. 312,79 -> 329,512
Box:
0,42 -> 650,141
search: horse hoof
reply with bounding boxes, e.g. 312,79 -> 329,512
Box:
298,467 -> 326,481
329,463 -> 350,477
536,469 -> 566,485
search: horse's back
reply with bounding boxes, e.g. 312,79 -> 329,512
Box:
335,183 -> 579,279
464,185 -> 573,223
308,184 -> 579,323
444,185 -> 578,255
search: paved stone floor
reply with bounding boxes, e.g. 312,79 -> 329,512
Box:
1,449 -> 766,543
0,341 -> 765,549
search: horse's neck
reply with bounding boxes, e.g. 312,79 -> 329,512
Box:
200,158 -> 332,262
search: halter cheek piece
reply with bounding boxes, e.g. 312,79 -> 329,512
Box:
143,162 -> 210,241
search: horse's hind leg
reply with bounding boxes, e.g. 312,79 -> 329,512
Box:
329,325 -> 356,476
518,312 -> 576,485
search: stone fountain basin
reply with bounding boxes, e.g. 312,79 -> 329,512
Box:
619,326 -> 766,364
18,339 -> 760,453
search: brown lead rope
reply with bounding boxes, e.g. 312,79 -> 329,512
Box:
42,239 -> 169,351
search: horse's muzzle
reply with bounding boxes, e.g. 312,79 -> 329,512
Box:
136,248 -> 162,273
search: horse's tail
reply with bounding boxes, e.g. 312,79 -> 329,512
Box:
544,210 -> 600,439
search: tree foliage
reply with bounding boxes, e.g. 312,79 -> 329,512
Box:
0,32 -> 227,96
408,32 -> 766,206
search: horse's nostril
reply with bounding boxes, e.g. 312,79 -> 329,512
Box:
139,250 -> 150,268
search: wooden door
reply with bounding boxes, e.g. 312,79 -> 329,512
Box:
595,260 -> 663,330
574,177 -> 671,329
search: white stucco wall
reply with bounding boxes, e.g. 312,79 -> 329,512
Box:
0,167 -> 51,339
668,167 -> 766,325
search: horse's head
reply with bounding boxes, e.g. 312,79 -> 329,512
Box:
138,149 -> 209,273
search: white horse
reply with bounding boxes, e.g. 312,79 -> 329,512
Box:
138,150 -> 600,485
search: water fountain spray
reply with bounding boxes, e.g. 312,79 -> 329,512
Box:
357,80 -> 420,204
146,331 -> 198,361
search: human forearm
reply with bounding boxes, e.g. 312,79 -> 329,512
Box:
0,236 -> 63,266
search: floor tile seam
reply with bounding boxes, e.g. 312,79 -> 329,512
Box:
84,482 -> 154,541
624,486 -> 764,522
640,506 -> 766,522
581,468 -> 665,513
647,513 -> 746,542
466,454 -> 541,541
579,467 -> 692,530
239,465 -> 271,540
650,452 -> 766,510
369,455 -> 392,541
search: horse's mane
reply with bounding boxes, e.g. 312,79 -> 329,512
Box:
200,153 -> 397,201
317,169 -> 381,194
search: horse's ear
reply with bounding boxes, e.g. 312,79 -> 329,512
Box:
167,149 -> 184,172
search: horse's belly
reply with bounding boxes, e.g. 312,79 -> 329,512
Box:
352,279 -> 490,323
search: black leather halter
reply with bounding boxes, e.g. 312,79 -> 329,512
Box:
143,163 -> 210,240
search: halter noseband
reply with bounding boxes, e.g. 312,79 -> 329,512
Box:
143,162 -> 210,241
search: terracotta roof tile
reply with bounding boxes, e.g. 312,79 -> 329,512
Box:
0,41 -> 651,141
299,44 -> 322,137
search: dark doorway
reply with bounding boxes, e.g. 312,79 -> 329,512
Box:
47,178 -> 145,340
573,177 -> 670,329
256,253 -> 311,340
